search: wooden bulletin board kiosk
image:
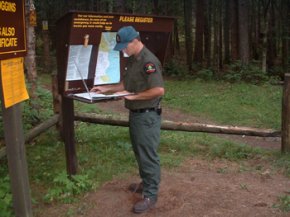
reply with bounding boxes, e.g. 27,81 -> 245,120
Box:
55,11 -> 174,174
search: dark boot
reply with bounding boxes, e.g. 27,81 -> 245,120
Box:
133,197 -> 157,213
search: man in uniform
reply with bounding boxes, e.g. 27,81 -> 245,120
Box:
91,26 -> 164,213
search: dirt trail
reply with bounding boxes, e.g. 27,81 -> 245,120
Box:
38,158 -> 290,217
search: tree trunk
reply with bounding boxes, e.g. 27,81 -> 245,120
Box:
261,1 -> 271,73
224,0 -> 230,64
204,0 -> 212,67
251,0 -> 260,60
42,26 -> 50,73
65,0 -> 77,10
25,1 -> 37,99
238,0 -> 250,65
213,0 -> 219,71
267,1 -> 276,69
230,0 -> 239,60
184,0 -> 193,71
174,19 -> 180,54
218,1 -> 223,70
281,0 -> 289,73
114,0 -> 126,12
86,0 -> 95,11
194,0 -> 205,64
153,0 -> 159,14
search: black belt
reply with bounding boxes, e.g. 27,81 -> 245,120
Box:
130,108 -> 157,113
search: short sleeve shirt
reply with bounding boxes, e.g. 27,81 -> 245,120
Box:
123,46 -> 164,110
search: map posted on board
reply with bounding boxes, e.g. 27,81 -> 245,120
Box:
94,32 -> 120,85
65,32 -> 120,85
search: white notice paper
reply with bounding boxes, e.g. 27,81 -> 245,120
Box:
66,45 -> 92,81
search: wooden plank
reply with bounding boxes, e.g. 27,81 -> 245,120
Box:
282,73 -> 290,153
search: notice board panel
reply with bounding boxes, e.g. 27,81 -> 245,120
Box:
56,11 -> 175,96
0,0 -> 26,60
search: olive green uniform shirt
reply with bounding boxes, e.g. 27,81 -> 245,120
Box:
123,46 -> 164,110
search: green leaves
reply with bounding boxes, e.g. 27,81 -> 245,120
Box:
0,176 -> 13,217
44,171 -> 94,203
273,195 -> 290,212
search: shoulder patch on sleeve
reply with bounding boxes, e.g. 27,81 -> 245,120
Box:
144,62 -> 156,74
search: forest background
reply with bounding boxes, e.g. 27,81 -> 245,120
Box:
26,0 -> 289,91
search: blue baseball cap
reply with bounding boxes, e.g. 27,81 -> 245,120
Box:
114,26 -> 139,51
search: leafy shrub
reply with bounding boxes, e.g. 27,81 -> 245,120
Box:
44,171 -> 94,203
196,68 -> 215,81
164,57 -> 188,78
268,66 -> 284,80
223,61 -> 269,84
0,176 -> 13,217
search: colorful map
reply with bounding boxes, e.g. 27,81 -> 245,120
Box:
94,32 -> 120,85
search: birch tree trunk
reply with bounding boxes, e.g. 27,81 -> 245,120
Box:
261,1 -> 270,73
25,1 -> 37,99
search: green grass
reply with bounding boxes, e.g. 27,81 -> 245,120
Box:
0,78 -> 288,216
164,80 -> 282,129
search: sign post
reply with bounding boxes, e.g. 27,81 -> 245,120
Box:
0,0 -> 32,216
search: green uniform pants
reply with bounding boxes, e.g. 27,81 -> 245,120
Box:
129,111 -> 161,199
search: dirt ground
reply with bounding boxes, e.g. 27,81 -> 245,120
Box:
36,100 -> 290,217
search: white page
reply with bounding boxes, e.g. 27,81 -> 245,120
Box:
66,45 -> 92,81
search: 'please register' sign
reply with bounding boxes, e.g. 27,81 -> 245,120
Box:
0,0 -> 26,60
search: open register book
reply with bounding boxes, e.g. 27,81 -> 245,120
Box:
71,91 -> 134,103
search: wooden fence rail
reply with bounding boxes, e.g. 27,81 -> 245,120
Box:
0,107 -> 284,160
0,114 -> 59,159
74,112 -> 280,137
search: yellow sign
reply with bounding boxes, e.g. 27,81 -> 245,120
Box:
29,9 -> 37,26
1,57 -> 29,108
42,20 -> 48,30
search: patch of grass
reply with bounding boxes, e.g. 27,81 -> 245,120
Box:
273,195 -> 290,212
164,80 -> 281,129
0,175 -> 13,217
271,153 -> 290,177
43,171 -> 94,203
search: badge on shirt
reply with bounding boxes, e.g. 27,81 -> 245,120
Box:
144,62 -> 156,74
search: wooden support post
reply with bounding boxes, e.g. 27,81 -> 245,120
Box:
282,73 -> 290,153
2,103 -> 33,217
62,96 -> 77,175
